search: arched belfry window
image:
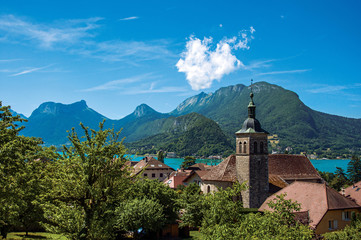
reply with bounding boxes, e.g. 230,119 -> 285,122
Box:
243,142 -> 247,154
260,142 -> 264,154
239,142 -> 243,154
254,141 -> 258,154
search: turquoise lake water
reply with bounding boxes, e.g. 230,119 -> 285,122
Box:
129,155 -> 350,173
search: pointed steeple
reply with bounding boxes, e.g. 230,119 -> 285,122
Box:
236,80 -> 268,134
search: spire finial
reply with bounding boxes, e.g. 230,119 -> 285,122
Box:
250,79 -> 254,99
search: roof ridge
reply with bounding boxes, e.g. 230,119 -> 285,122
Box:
324,183 -> 330,210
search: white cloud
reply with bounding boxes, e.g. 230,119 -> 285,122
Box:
257,69 -> 311,76
0,15 -> 101,48
81,74 -> 153,92
219,24 -> 223,28
119,16 -> 139,21
176,27 -> 254,91
10,64 -> 52,76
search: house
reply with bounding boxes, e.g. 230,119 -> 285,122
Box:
182,170 -> 209,187
163,169 -> 193,189
341,180 -> 361,206
132,157 -> 174,181
200,155 -> 237,194
259,182 -> 361,234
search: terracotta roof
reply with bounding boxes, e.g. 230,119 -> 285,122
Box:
259,182 -> 361,229
182,170 -> 209,183
202,155 -> 237,182
269,174 -> 288,189
188,163 -> 213,171
342,181 -> 361,206
269,154 -> 322,181
163,169 -> 193,188
133,157 -> 174,175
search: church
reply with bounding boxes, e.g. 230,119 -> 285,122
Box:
199,85 -> 322,208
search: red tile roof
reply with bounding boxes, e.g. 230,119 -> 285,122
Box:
342,180 -> 361,206
268,154 -> 322,181
259,182 -> 361,229
182,170 -> 210,183
188,163 -> 213,171
201,155 -> 237,182
163,169 -> 193,189
133,157 -> 174,175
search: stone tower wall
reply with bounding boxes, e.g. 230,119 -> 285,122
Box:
236,133 -> 268,208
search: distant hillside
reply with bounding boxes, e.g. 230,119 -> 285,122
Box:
14,81 -> 361,157
126,112 -> 233,157
21,100 -> 111,146
111,104 -> 170,142
172,82 -> 361,156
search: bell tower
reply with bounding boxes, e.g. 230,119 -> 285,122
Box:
236,81 -> 269,208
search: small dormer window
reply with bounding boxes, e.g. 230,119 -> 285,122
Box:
158,164 -> 163,167
151,164 -> 155,167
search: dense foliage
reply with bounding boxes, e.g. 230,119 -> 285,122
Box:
126,113 -> 234,157
0,102 -> 57,238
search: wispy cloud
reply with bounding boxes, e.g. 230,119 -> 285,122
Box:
124,86 -> 188,95
256,69 -> 311,76
0,15 -> 102,48
243,59 -> 277,70
176,27 -> 255,91
10,64 -> 52,76
81,73 -> 155,92
119,16 -> 139,21
0,59 -> 22,62
0,14 -> 173,63
308,83 -> 361,94
77,39 -> 175,62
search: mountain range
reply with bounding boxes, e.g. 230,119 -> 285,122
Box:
13,82 -> 361,157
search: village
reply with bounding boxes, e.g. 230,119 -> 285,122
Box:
126,91 -> 361,238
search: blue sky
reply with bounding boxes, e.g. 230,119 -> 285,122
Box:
0,0 -> 360,119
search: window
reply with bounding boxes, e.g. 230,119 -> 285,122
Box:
158,164 -> 163,167
342,211 -> 351,221
143,173 -> 148,177
329,220 -> 338,230
260,142 -> 264,154
207,186 -> 211,193
152,173 -> 156,178
160,173 -> 163,178
254,141 -> 258,153
151,164 -> 155,167
167,180 -> 172,184
243,142 -> 247,153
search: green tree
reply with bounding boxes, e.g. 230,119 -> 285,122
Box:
0,102 -> 54,238
114,198 -> 165,240
180,156 -> 196,170
128,179 -> 179,226
178,183 -> 204,228
157,150 -> 165,163
347,155 -> 361,183
200,182 -> 247,238
40,121 -> 131,240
